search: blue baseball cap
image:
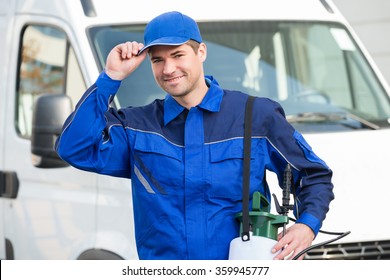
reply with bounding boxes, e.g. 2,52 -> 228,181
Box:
138,11 -> 202,54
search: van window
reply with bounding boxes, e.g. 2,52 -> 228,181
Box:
89,21 -> 390,132
17,25 -> 86,138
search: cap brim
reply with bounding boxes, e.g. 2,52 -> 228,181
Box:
138,37 -> 190,55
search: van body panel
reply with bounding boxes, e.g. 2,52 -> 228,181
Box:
2,13 -> 97,259
95,175 -> 138,260
308,130 -> 390,243
0,0 -> 9,259
268,129 -> 390,243
91,0 -> 341,23
0,0 -> 16,260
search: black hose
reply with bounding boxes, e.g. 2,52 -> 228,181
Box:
292,230 -> 351,260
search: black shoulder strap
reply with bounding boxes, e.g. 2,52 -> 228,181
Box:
241,95 -> 255,241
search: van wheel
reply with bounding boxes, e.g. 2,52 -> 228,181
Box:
77,249 -> 124,260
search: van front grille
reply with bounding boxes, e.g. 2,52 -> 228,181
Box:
304,240 -> 390,260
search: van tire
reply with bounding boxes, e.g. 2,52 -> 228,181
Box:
77,249 -> 124,260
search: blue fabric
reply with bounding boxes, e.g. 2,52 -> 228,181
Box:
55,71 -> 334,260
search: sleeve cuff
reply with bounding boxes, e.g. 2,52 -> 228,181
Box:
296,212 -> 321,236
95,71 -> 122,96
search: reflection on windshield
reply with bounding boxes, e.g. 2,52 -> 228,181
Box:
89,21 -> 390,131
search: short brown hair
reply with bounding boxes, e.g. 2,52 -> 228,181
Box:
186,40 -> 200,53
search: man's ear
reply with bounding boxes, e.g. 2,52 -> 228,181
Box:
198,43 -> 207,62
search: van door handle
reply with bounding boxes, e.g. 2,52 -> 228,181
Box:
0,171 -> 19,198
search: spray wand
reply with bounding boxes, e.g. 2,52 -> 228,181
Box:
272,164 -> 294,237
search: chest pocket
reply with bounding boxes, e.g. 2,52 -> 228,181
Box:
209,139 -> 254,200
133,132 -> 183,193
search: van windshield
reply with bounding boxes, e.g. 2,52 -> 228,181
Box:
89,21 -> 390,132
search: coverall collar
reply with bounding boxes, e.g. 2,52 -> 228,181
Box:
164,76 -> 223,126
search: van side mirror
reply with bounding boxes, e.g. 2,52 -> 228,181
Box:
31,94 -> 72,168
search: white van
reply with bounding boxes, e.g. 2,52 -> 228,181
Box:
1,0 -> 389,260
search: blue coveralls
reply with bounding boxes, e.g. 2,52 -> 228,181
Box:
55,72 -> 334,259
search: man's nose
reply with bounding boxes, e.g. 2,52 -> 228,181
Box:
162,59 -> 176,75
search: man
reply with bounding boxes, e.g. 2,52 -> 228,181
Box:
55,11 -> 334,260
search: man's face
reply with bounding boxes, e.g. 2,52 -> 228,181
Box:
149,43 -> 206,99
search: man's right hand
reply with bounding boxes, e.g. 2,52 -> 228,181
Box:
105,41 -> 148,81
